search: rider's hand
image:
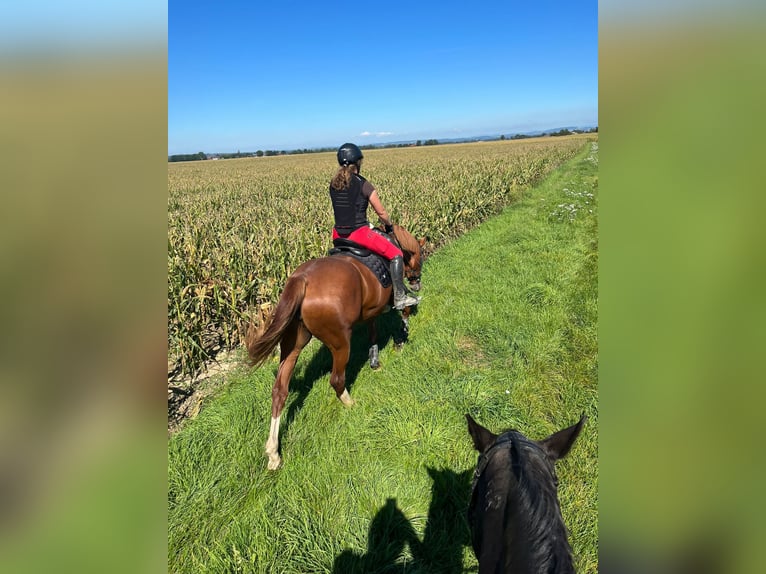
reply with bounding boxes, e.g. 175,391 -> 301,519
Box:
384,223 -> 394,234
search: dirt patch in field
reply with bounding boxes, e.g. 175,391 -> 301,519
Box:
167,350 -> 242,435
455,335 -> 488,367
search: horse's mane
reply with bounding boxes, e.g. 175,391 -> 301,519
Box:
392,225 -> 420,256
505,431 -> 575,573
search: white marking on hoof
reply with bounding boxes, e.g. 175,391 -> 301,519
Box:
339,389 -> 355,407
265,416 -> 281,470
267,454 -> 282,471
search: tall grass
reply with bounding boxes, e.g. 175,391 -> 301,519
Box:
168,136 -> 593,379
168,141 -> 598,573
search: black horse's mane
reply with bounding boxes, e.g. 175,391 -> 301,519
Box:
508,431 -> 575,573
482,429 -> 575,574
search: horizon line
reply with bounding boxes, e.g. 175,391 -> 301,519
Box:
168,124 -> 599,157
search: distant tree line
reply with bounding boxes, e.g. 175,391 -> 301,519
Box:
548,127 -> 598,137
501,127 -> 599,140
168,128 -> 598,162
168,152 -> 206,162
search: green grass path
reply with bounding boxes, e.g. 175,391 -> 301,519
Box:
169,141 -> 598,573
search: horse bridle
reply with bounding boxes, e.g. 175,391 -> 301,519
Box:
406,268 -> 421,284
469,432 -> 516,518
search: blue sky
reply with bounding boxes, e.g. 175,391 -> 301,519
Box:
169,1 -> 597,155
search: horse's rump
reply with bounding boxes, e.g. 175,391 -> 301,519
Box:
299,257 -> 389,325
247,256 -> 389,367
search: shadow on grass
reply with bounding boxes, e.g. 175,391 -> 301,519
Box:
333,467 -> 473,574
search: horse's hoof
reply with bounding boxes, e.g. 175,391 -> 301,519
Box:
339,389 -> 355,407
368,345 -> 379,370
394,343 -> 404,351
267,456 -> 282,471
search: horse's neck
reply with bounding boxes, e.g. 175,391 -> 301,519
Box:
475,441 -> 575,574
505,482 -> 575,574
393,227 -> 415,252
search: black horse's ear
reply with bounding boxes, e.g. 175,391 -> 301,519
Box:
538,413 -> 586,460
466,414 -> 498,453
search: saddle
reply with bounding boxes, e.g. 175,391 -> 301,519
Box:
328,238 -> 392,288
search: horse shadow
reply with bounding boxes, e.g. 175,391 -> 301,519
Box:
332,467 -> 473,574
276,310 -> 407,437
412,467 -> 473,571
333,498 -> 417,574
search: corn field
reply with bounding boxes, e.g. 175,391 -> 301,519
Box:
168,135 -> 593,380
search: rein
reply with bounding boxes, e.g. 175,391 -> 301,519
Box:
469,432 -> 516,508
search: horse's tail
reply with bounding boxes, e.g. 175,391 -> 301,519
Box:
246,274 -> 307,367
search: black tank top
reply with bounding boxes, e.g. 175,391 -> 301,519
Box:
330,174 -> 370,233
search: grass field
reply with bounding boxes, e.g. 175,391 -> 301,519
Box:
168,140 -> 598,573
168,136 -> 592,380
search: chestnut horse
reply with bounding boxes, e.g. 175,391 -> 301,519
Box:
247,225 -> 425,470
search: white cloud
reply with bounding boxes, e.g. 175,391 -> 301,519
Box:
359,131 -> 393,138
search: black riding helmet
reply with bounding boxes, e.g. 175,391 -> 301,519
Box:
337,142 -> 363,166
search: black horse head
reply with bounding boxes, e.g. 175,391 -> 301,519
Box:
466,413 -> 586,574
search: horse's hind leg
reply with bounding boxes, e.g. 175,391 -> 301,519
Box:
367,319 -> 380,370
327,330 -> 354,406
265,320 -> 311,470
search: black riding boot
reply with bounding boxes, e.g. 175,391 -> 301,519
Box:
390,255 -> 420,310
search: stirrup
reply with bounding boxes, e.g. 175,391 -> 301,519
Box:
394,293 -> 421,310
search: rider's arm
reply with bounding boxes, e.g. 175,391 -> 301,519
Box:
368,190 -> 392,228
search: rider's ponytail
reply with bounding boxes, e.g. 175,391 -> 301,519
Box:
330,165 -> 353,191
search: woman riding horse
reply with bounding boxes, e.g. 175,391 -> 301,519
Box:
330,143 -> 420,310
